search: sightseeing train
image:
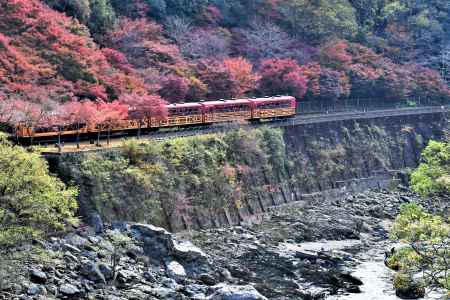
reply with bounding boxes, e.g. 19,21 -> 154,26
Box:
15,96 -> 296,140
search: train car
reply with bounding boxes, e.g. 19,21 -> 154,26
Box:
14,96 -> 297,142
90,119 -> 143,133
249,96 -> 296,119
153,102 -> 204,127
203,99 -> 252,123
16,123 -> 89,138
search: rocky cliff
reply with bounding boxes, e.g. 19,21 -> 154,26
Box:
51,112 -> 449,231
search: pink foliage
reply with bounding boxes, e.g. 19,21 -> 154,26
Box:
158,75 -> 189,103
259,59 -> 309,98
118,93 -> 168,120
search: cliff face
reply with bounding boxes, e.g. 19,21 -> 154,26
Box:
53,112 -> 448,231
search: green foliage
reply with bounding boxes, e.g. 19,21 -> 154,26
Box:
391,203 -> 450,290
146,0 -> 209,21
58,128 -> 288,230
392,203 -> 449,243
44,0 -> 92,23
0,140 -> 78,246
410,140 -> 450,197
88,0 -> 117,36
278,0 -> 359,41
45,0 -> 116,37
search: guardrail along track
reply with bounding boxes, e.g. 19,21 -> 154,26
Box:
42,105 -> 450,155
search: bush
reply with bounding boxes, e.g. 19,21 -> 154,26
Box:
0,140 -> 78,246
393,272 -> 425,299
410,140 -> 450,197
58,127 -> 288,230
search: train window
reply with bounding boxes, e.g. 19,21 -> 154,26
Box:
259,101 -> 290,109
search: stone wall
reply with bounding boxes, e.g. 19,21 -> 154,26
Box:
51,112 -> 448,231
181,112 -> 448,230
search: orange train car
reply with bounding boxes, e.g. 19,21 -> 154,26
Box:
15,96 -> 297,140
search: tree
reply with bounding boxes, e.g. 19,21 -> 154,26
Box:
233,20 -> 315,64
195,59 -> 239,100
119,93 -> 167,138
223,57 -> 259,97
319,40 -> 353,70
178,28 -> 231,60
94,101 -> 128,146
277,0 -> 358,42
43,0 -> 92,23
158,75 -> 189,103
0,137 -> 78,246
0,0 -> 149,103
410,140 -> 450,199
88,0 -> 117,39
110,0 -> 150,18
390,203 -> 450,292
258,59 -> 308,99
60,100 -> 98,148
318,68 -> 351,100
108,230 -> 131,285
9,100 -> 46,144
440,43 -> 450,85
407,65 -> 450,101
106,17 -> 185,72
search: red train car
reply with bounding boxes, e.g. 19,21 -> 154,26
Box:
15,96 -> 297,140
249,96 -> 296,119
152,102 -> 203,127
202,99 -> 252,123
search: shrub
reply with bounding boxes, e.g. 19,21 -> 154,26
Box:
0,139 -> 78,246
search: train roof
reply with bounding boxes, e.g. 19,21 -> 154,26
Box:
165,96 -> 295,108
166,103 -> 203,109
249,96 -> 295,103
202,99 -> 252,106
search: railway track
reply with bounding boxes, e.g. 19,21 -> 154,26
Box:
42,105 -> 450,156
146,105 -> 450,140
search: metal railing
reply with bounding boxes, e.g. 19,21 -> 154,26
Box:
296,98 -> 450,114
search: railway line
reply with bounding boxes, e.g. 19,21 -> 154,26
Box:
41,105 -> 450,156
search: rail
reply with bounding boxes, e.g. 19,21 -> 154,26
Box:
41,102 -> 450,155
146,105 -> 450,142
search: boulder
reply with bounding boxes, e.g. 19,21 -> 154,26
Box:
62,243 -> 81,254
185,284 -> 209,296
130,223 -> 172,260
116,270 -> 140,285
98,262 -> 113,280
29,268 -> 47,284
90,213 -> 104,234
200,273 -> 217,286
65,234 -> 89,248
27,284 -> 41,296
170,240 -> 208,263
166,261 -> 187,282
81,262 -> 106,284
59,284 -> 80,296
208,284 -> 268,300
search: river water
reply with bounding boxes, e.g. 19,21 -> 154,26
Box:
296,239 -> 445,300
325,243 -> 445,300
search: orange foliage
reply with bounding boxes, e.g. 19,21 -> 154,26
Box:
223,57 -> 260,97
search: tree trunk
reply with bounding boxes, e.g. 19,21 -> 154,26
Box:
138,122 -> 141,139
58,128 -> 62,153
107,128 -> 111,146
97,131 -> 101,147
76,123 -> 80,149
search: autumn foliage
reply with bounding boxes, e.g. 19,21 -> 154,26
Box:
258,59 -> 308,99
0,0 -> 449,132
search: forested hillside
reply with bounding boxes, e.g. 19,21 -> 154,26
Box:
0,0 -> 449,127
